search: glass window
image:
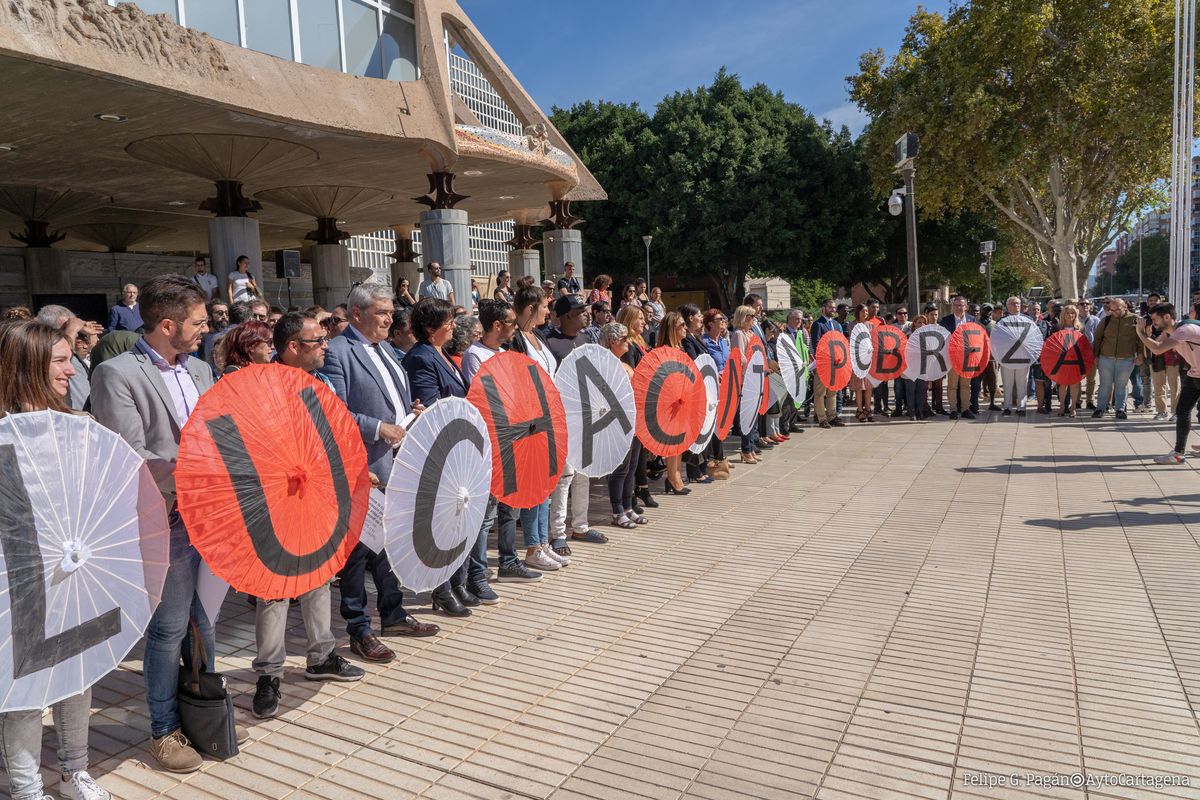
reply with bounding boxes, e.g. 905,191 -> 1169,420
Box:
243,0 -> 293,60
125,0 -> 178,21
383,0 -> 415,19
343,0 -> 383,78
184,0 -> 240,45
381,12 -> 417,81
297,0 -> 341,71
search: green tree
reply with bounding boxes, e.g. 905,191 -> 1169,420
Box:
553,70 -> 884,308
850,1 -> 1177,300
549,100 -> 656,282
1109,234 -> 1169,295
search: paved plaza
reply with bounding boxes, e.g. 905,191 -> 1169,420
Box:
40,415 -> 1200,799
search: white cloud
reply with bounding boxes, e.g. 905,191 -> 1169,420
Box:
819,102 -> 870,137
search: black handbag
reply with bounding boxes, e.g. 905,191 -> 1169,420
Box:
176,620 -> 239,760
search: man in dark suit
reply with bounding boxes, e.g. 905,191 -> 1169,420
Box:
809,298 -> 845,428
939,295 -> 978,418
320,284 -> 438,664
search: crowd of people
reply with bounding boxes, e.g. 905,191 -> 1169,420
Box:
3,252 -> 1198,800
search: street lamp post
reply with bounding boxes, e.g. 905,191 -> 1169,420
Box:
980,240 -> 996,304
642,235 -> 652,290
893,133 -> 921,314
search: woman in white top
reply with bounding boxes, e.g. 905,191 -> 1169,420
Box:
509,278 -> 563,572
227,255 -> 259,304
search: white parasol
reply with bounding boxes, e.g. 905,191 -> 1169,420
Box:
776,333 -> 807,407
689,354 -> 720,454
849,323 -> 875,380
554,344 -> 637,477
990,314 -> 1044,367
384,398 -> 492,593
903,325 -> 951,381
740,346 -> 767,433
0,411 -> 169,712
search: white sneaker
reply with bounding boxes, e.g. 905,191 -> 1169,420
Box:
59,771 -> 111,800
1171,415 -> 1178,422
1154,412 -> 1168,420
524,548 -> 559,571
1154,452 -> 1185,465
543,543 -> 571,566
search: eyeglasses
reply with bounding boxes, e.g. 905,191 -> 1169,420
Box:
297,336 -> 329,346
331,316 -> 348,324
250,313 -> 268,321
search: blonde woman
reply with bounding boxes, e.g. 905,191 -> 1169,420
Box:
1056,304 -> 1082,418
729,304 -> 762,463
656,311 -> 691,494
616,305 -> 658,510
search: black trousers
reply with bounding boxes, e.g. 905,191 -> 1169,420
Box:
1174,374 -> 1200,453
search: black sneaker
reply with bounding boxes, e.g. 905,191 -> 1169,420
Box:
1002,409 -> 1012,416
949,411 -> 959,420
252,676 -> 280,718
305,652 -> 365,683
962,411 -> 977,420
496,563 -> 542,582
1116,410 -> 1128,420
470,582 -> 501,604
1091,409 -> 1104,418
818,421 -> 831,429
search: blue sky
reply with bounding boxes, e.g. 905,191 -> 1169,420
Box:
458,0 -> 954,137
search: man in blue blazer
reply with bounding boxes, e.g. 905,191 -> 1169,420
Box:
809,298 -> 845,427
320,285 -> 438,662
939,295 -> 978,418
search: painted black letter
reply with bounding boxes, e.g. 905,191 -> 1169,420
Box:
412,419 -> 486,568
482,365 -> 559,495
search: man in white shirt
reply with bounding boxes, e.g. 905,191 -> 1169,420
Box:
191,256 -> 219,300
417,262 -> 455,304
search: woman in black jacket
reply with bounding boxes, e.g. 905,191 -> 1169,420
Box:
615,304 -> 658,511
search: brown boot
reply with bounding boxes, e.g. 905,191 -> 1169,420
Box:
149,729 -> 202,773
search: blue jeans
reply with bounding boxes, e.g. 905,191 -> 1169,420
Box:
145,514 -> 215,739
519,500 -> 550,547
1129,363 -> 1144,406
1097,356 -> 1134,412
905,378 -> 927,416
453,496 -> 496,588
496,502 -> 519,569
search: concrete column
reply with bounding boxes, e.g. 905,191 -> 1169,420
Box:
24,247 -> 71,296
419,208 -> 470,308
542,228 -> 583,287
311,243 -> 351,310
208,216 -> 262,293
507,248 -> 541,284
390,260 -> 421,295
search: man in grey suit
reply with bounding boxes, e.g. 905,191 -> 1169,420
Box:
320,284 -> 439,664
90,275 -> 230,774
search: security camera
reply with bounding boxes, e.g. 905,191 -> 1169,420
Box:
887,192 -> 904,217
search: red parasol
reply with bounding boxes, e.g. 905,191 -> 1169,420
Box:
633,347 -> 707,457
814,330 -> 852,391
715,347 -> 744,440
176,365 -> 370,600
948,322 -> 991,379
870,325 -> 908,381
466,351 -> 567,509
1040,329 -> 1095,385
867,317 -> 883,327
748,335 -> 771,414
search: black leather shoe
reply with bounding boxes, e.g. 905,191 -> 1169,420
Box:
431,586 -> 471,617
635,487 -> 659,508
453,584 -> 481,607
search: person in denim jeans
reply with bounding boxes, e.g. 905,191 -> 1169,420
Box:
90,275 -> 226,774
1092,298 -> 1139,419
0,320 -> 112,799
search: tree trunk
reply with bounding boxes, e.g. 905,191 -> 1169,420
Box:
1052,229 -> 1078,300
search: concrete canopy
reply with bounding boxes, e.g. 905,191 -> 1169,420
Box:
0,0 -> 604,255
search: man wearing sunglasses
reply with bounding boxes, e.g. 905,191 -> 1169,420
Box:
251,312 -> 365,720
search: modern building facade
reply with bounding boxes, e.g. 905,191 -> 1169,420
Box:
0,0 -> 601,310
345,52 -> 521,284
